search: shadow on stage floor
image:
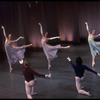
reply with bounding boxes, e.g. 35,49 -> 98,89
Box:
0,43 -> 100,99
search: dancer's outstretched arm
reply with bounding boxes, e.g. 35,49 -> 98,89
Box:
1,25 -> 7,40
13,44 -> 32,49
93,34 -> 100,38
85,22 -> 90,35
45,32 -> 60,40
10,36 -> 24,43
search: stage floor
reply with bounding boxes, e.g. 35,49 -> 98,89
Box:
0,43 -> 100,99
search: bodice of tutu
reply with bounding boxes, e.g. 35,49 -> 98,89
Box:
88,35 -> 95,43
5,42 -> 12,50
41,38 -> 47,44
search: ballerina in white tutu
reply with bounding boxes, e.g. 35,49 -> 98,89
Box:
1,25 -> 32,73
38,22 -> 70,70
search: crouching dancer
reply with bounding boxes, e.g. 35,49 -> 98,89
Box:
67,56 -> 100,96
19,60 -> 51,99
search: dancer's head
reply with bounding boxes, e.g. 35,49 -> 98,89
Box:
45,32 -> 48,37
42,32 -> 48,40
8,34 -> 12,40
92,30 -> 96,34
24,60 -> 30,68
76,57 -> 82,66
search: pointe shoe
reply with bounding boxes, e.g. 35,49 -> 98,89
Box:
87,92 -> 91,96
10,67 -> 13,73
92,62 -> 95,67
48,65 -> 51,70
27,95 -> 32,99
64,46 -> 70,49
31,92 -> 38,96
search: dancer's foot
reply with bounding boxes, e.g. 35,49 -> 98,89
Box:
31,92 -> 38,96
48,65 -> 51,70
27,95 -> 32,99
79,91 -> 91,97
87,92 -> 91,96
64,46 -> 70,49
10,67 -> 13,73
92,62 -> 95,67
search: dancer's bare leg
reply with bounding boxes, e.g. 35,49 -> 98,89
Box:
48,59 -> 51,70
9,63 -> 13,73
92,56 -> 95,67
25,81 -> 32,99
55,45 -> 70,49
75,77 -> 91,96
80,76 -> 85,89
31,79 -> 38,95
62,46 -> 70,49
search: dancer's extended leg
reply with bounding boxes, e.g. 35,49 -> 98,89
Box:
75,77 -> 91,96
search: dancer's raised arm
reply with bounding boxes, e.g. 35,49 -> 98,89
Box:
85,22 -> 90,35
38,22 -> 44,37
1,25 -> 7,40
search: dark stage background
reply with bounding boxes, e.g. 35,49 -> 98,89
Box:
0,1 -> 100,59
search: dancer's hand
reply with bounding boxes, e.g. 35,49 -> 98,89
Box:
20,36 -> 24,39
1,25 -> 4,29
97,73 -> 100,76
45,73 -> 52,78
19,60 -> 24,64
67,57 -> 71,61
85,22 -> 87,24
25,44 -> 32,48
65,46 -> 70,49
29,44 -> 32,46
38,22 -> 41,26
67,46 -> 70,48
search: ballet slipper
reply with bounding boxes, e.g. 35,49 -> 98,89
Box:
92,62 -> 95,67
48,65 -> 51,70
27,95 -> 32,99
10,67 -> 13,73
64,46 -> 70,49
31,92 -> 38,96
87,92 -> 91,96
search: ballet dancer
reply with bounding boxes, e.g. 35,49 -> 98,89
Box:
19,60 -> 51,99
85,22 -> 100,67
38,22 -> 70,70
1,25 -> 32,73
67,56 -> 100,96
